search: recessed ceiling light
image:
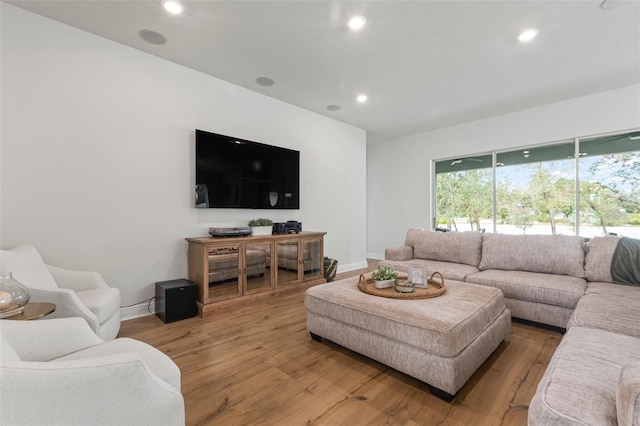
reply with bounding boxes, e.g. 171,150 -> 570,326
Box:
518,28 -> 539,42
256,77 -> 275,87
162,0 -> 183,15
327,105 -> 341,111
348,16 -> 366,30
356,94 -> 368,103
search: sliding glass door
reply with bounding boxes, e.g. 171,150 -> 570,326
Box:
433,131 -> 640,238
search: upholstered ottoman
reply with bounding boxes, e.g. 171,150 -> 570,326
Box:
304,276 -> 511,400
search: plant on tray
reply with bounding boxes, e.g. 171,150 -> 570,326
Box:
372,265 -> 399,289
248,218 -> 273,235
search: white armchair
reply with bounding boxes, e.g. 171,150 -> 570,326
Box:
0,245 -> 121,340
0,317 -> 184,426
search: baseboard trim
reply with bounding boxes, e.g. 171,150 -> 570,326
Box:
367,252 -> 384,260
336,260 -> 369,273
121,302 -> 155,321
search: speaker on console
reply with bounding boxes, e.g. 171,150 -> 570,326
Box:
155,279 -> 197,323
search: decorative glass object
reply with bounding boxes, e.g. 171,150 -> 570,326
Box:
0,273 -> 31,318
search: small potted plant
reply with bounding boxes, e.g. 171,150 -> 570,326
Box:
248,218 -> 273,236
371,265 -> 398,289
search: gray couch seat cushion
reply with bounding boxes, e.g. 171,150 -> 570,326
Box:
304,278 -> 505,358
568,291 -> 640,338
379,259 -> 479,282
404,228 -> 484,267
479,233 -> 586,278
529,326 -> 640,426
586,282 -> 640,299
465,270 -> 586,309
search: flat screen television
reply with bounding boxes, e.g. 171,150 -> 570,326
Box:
195,129 -> 300,209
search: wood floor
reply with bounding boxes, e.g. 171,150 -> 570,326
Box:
119,261 -> 562,426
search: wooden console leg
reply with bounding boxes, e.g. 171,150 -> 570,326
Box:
427,385 -> 456,402
310,332 -> 322,342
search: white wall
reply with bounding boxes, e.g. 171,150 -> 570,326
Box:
367,84 -> 640,258
0,4 -> 368,308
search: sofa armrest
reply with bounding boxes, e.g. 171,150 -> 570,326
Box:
47,264 -> 110,292
27,287 -> 100,333
0,354 -> 184,426
0,317 -> 103,361
617,361 -> 640,426
385,246 -> 413,261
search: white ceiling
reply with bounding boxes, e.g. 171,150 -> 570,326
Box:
7,0 -> 640,144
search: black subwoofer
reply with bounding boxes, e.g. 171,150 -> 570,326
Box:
155,279 -> 197,323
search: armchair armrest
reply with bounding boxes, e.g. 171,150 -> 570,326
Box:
47,264 -> 109,292
27,287 -> 100,333
0,317 -> 102,361
1,354 -> 184,426
385,245 -> 414,261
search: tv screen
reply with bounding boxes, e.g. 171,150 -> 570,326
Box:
195,129 -> 300,209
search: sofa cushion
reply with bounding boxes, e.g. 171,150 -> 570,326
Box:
568,291 -> 640,338
478,233 -> 586,278
584,236 -> 621,283
380,259 -> 479,282
404,228 -> 483,267
529,326 -> 640,426
586,282 -> 640,299
617,361 -> 640,426
465,269 -> 586,309
0,245 -> 58,290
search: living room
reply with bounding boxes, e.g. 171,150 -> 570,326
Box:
1,1 -> 639,425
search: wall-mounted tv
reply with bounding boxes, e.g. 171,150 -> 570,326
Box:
195,129 -> 300,209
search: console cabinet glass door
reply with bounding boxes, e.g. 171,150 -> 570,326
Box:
275,240 -> 300,287
301,237 -> 323,283
244,243 -> 272,294
207,245 -> 241,301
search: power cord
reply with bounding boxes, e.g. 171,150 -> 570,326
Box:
120,297 -> 157,315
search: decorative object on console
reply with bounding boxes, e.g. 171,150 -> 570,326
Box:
272,221 -> 302,234
209,227 -> 252,237
324,257 -> 338,282
371,265 -> 399,289
248,218 -> 274,235
0,273 -> 31,318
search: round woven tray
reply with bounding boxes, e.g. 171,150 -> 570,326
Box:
357,272 -> 446,299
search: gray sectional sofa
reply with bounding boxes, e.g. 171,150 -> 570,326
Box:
381,228 -> 640,426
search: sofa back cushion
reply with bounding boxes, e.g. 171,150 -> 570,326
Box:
478,233 -> 586,278
584,236 -> 620,283
404,228 -> 483,267
0,245 -> 58,289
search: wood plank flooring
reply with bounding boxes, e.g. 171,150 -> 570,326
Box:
119,262 -> 562,426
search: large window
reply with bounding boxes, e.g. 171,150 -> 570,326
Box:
434,131 -> 640,238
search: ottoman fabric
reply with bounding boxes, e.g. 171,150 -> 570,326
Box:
305,278 -> 505,358
305,276 -> 511,396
